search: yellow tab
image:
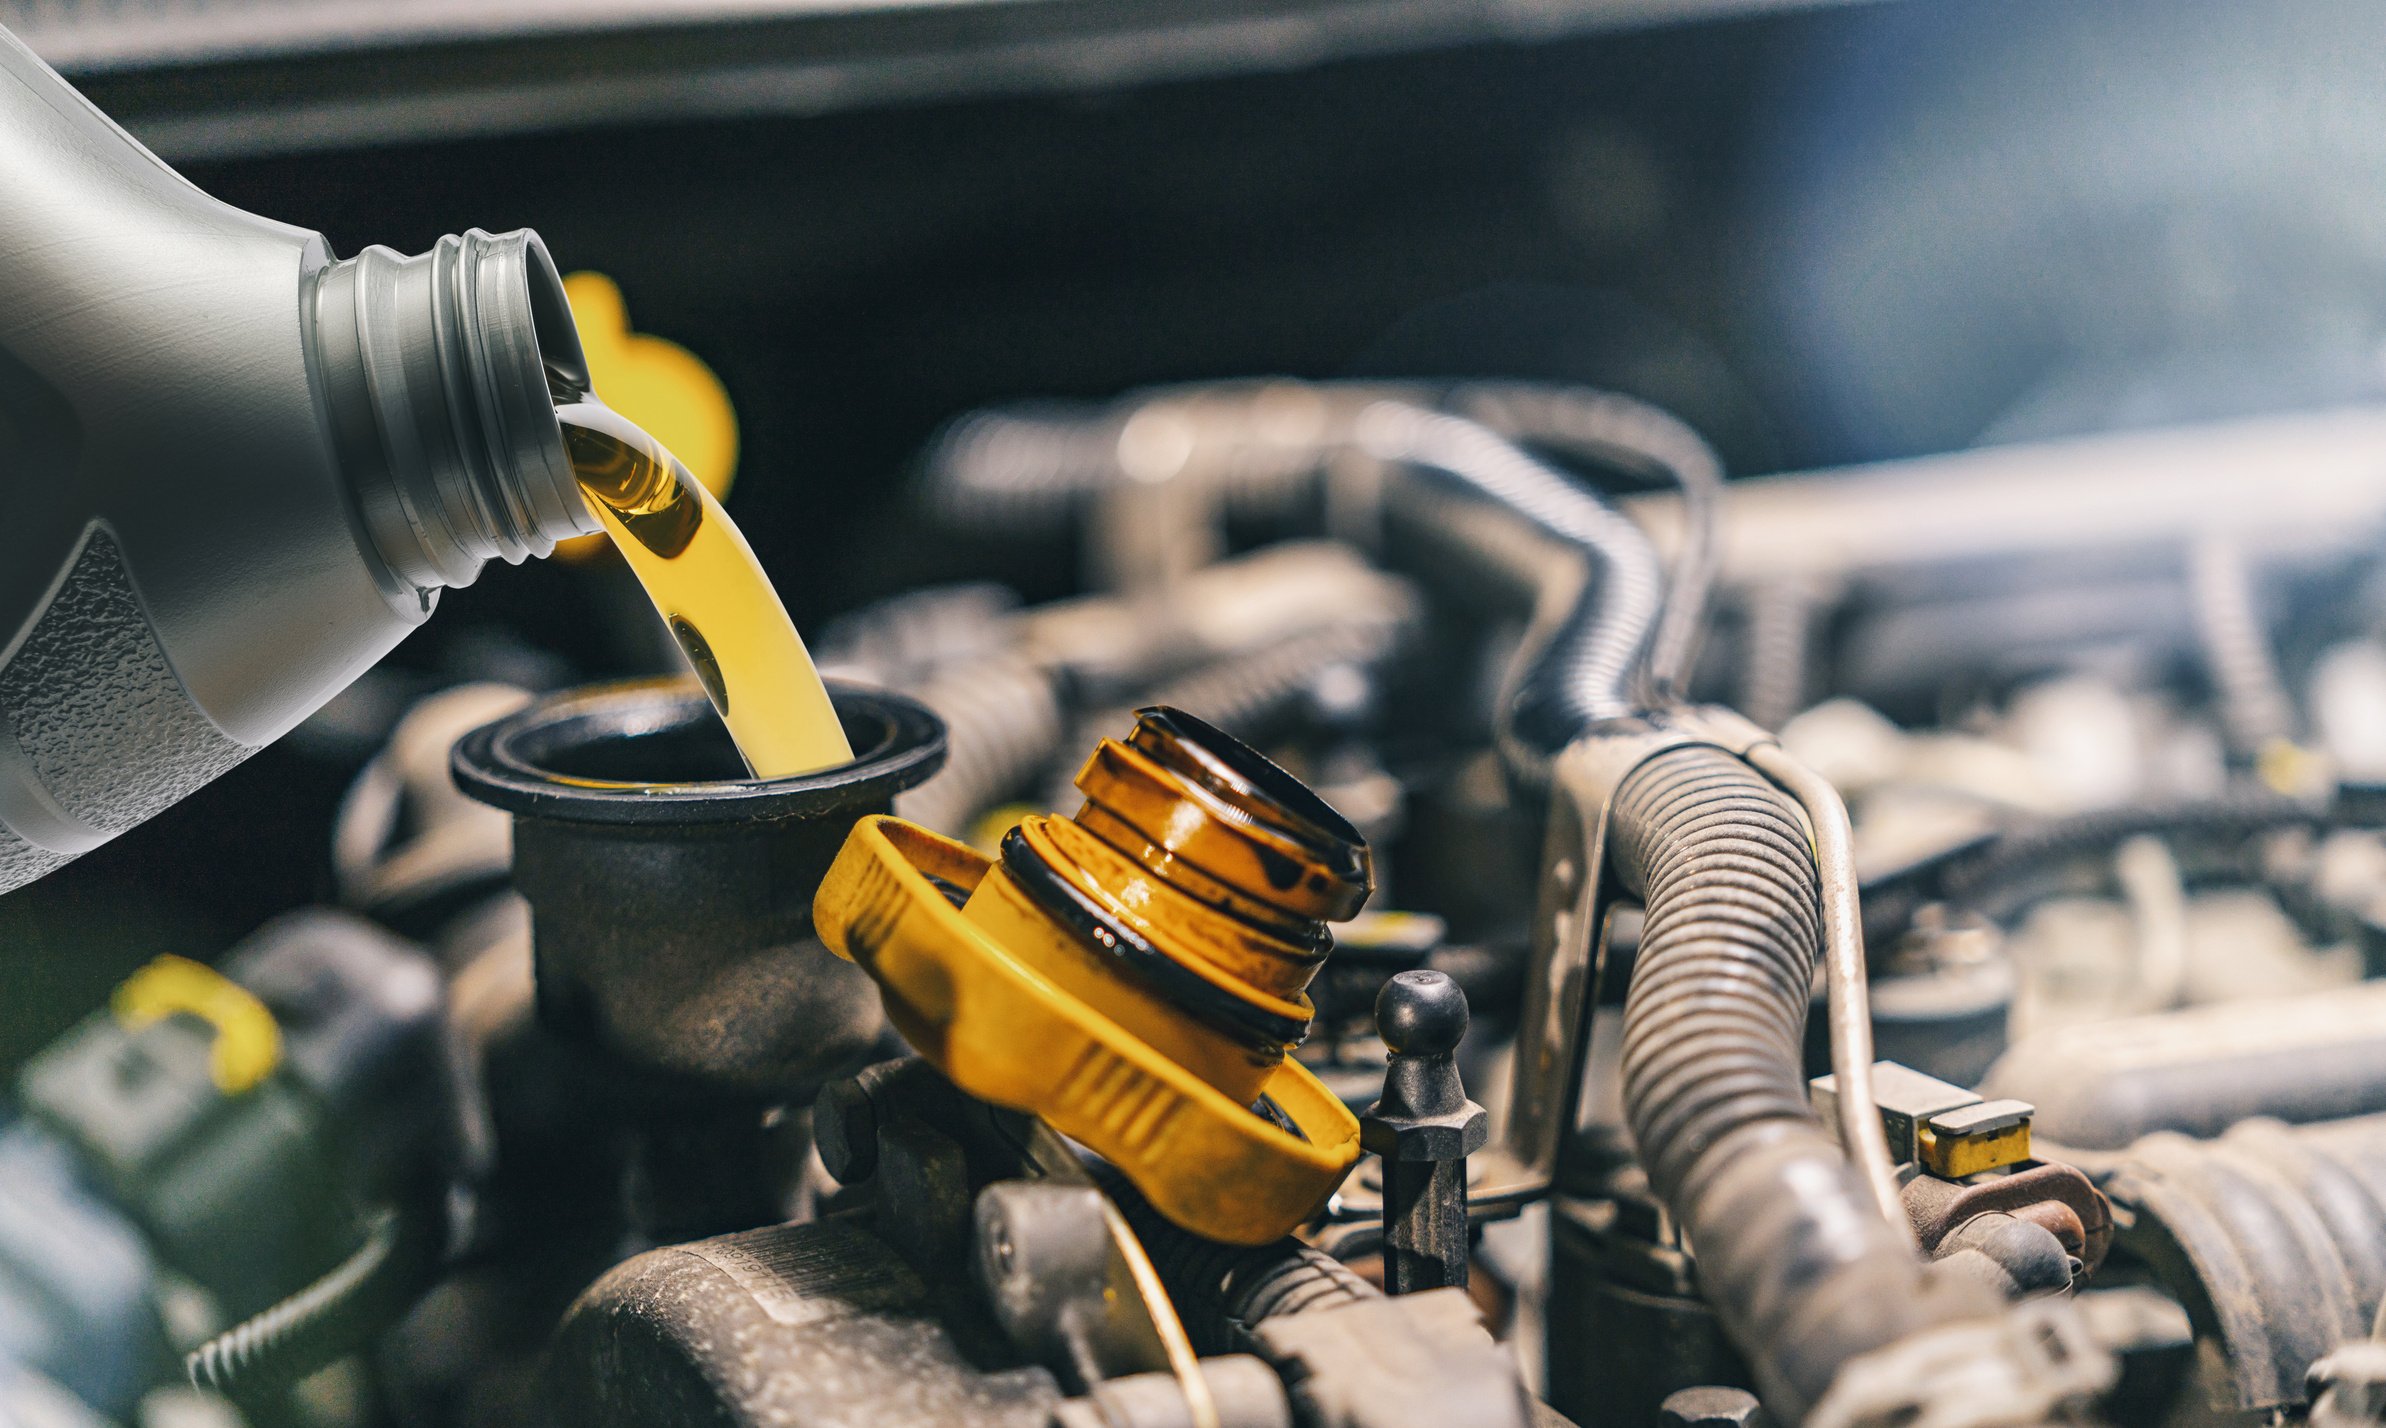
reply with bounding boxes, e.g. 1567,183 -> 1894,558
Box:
557,272 -> 740,560
2256,738 -> 2330,799
1916,1121 -> 2032,1179
966,802 -> 1037,855
110,955 -> 282,1095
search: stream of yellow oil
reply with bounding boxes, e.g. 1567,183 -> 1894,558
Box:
557,395 -> 854,777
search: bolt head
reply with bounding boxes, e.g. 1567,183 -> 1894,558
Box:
1359,1104 -> 1490,1160
1660,1386 -> 1767,1428
812,1077 -> 878,1184
1377,969 -> 1468,1057
1670,1385 -> 1765,1428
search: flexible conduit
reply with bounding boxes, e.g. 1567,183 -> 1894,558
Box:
1609,744 -> 1984,1420
922,381 -> 1710,783
1356,403 -> 1665,780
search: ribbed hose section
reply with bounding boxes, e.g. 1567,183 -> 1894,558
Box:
894,652 -> 1067,835
1737,577 -> 1832,732
1101,1171 -> 1375,1358
187,1208 -> 419,1407
1609,745 -> 1983,1421
922,403 -> 1129,528
1451,382 -> 1724,704
1612,747 -> 1822,1194
1356,404 -> 1664,779
2188,535 -> 2299,760
1042,619 -> 1409,811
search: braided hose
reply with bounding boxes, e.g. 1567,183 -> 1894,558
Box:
922,404 -> 1130,527
1357,403 -> 1665,778
2188,535 -> 2299,760
1608,745 -> 1985,1420
1451,383 -> 1724,704
1043,619 -> 1409,811
187,1208 -> 418,1407
895,653 -> 1068,835
1736,578 -> 1832,732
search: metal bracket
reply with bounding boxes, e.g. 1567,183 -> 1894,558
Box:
1463,707 -> 1781,1209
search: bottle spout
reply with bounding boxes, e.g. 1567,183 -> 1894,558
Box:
315,227 -> 600,596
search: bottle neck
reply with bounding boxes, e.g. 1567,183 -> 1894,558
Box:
312,227 -> 597,596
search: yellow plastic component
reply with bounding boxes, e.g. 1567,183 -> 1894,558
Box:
2257,738 -> 2330,800
1916,1120 -> 2033,1179
557,272 -> 739,560
966,802 -> 1038,854
110,955 -> 281,1095
815,815 -> 1361,1245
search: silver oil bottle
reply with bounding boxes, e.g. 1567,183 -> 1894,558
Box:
0,24 -> 598,892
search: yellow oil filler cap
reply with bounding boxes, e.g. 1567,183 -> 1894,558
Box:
815,706 -> 1373,1245
556,271 -> 739,558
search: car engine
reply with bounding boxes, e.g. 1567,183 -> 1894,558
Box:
5,3 -> 2386,1428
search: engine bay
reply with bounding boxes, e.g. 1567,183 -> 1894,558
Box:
8,3 -> 2386,1427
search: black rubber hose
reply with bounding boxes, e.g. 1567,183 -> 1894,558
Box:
1734,577 -> 1833,732
2188,535 -> 2299,761
1358,404 -> 1664,779
1940,792 -> 2325,926
922,383 -> 1693,781
186,1206 -> 428,1406
1608,744 -> 1989,1420
921,401 -> 1129,527
1450,382 -> 1725,706
1854,793 -> 2326,947
1099,1171 -> 1374,1358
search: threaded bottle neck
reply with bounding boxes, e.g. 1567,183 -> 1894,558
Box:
314,227 -> 598,595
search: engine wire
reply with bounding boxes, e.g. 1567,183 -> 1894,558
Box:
1355,401 -> 1666,777
1743,740 -> 1917,1244
1450,382 -> 1724,706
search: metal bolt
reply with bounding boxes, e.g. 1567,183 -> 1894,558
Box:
1362,970 -> 1488,1294
812,1075 -> 878,1185
1551,857 -> 1579,898
1659,1386 -> 1768,1428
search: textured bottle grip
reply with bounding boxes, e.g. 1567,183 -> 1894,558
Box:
0,529 -> 255,893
